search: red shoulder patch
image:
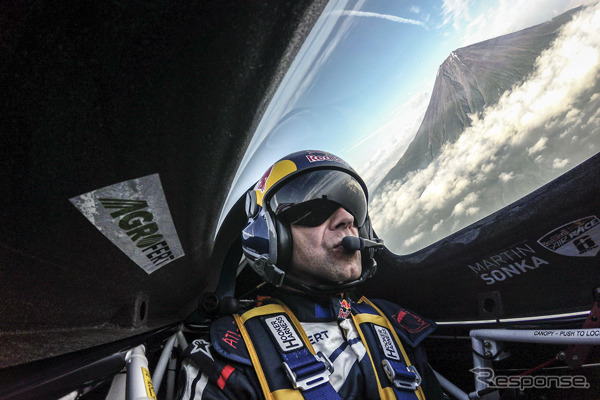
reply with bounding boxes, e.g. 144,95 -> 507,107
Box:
393,309 -> 431,334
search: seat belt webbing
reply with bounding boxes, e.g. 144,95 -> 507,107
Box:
236,303 -> 341,400
354,297 -> 426,400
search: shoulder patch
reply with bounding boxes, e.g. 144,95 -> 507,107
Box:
371,298 -> 437,348
210,315 -> 252,366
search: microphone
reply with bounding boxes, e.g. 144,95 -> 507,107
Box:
341,236 -> 384,252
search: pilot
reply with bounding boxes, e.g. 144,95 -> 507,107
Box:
178,150 -> 443,399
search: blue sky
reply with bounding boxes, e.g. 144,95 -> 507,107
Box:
218,0 -> 598,248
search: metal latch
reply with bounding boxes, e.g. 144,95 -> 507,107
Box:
283,351 -> 334,391
382,360 -> 421,391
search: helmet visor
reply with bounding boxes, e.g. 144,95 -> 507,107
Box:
268,170 -> 368,228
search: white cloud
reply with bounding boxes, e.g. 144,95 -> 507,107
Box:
403,232 -> 425,248
528,137 -> 549,155
553,158 -> 570,168
499,172 -> 516,182
564,108 -> 582,125
371,4 -> 600,254
451,192 -> 479,216
432,219 -> 444,232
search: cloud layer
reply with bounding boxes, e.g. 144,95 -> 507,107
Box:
370,4 -> 600,254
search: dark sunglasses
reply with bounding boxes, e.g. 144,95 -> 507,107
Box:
277,200 -> 354,227
267,169 -> 368,227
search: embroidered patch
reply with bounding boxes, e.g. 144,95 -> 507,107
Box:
190,339 -> 213,359
338,299 -> 352,319
264,315 -> 304,352
210,316 -> 252,366
374,326 -> 400,360
393,310 -> 431,334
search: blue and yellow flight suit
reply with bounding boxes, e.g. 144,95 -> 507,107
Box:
178,292 -> 443,400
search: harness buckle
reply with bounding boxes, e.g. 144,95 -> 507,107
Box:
283,351 -> 334,391
382,360 -> 422,391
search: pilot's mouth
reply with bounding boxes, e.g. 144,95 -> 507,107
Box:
333,241 -> 354,255
331,243 -> 344,253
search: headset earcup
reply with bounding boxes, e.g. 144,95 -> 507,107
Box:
275,218 -> 292,269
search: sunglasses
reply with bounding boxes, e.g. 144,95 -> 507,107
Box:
277,199 -> 355,227
267,169 -> 368,227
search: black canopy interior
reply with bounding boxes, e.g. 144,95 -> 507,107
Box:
0,0 -> 327,368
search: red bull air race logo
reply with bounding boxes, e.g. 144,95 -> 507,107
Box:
537,216 -> 600,257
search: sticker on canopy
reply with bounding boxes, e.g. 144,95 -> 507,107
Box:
537,216 -> 600,257
69,173 -> 184,274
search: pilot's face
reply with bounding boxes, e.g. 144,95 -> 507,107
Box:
289,207 -> 362,285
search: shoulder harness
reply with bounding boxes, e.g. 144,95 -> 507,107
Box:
209,297 -> 435,400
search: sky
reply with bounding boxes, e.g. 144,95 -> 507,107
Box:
218,0 -> 599,253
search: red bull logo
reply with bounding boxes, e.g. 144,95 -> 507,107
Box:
338,299 -> 352,319
306,154 -> 344,163
254,160 -> 298,207
256,166 -> 273,192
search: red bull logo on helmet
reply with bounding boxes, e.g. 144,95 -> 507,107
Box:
253,160 -> 298,207
256,166 -> 273,192
306,153 -> 344,163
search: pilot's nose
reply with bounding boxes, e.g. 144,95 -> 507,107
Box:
329,207 -> 355,231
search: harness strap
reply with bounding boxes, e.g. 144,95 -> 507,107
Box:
236,298 -> 425,400
235,302 -> 341,400
233,313 -> 276,400
353,297 -> 426,400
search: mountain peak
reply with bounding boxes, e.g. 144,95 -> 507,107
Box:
374,7 -> 580,196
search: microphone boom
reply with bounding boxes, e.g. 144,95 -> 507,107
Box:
341,236 -> 384,252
